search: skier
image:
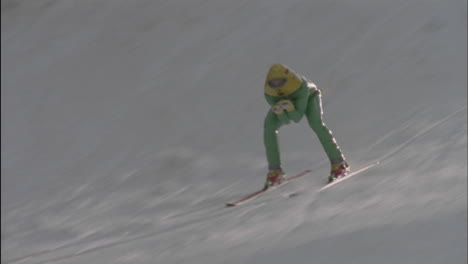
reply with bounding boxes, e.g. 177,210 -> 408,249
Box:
263,64 -> 349,188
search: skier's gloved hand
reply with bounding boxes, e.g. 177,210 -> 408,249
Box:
271,103 -> 291,125
272,104 -> 285,115
277,99 -> 295,112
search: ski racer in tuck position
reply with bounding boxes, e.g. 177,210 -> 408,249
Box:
263,64 -> 350,188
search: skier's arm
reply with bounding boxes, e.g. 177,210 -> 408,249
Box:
286,85 -> 309,123
264,93 -> 280,106
265,94 -> 291,125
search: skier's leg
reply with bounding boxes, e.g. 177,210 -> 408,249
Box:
305,92 -> 346,164
264,110 -> 283,170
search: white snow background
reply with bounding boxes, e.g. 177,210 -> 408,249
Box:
2,0 -> 466,263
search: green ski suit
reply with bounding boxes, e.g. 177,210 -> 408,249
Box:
263,64 -> 346,170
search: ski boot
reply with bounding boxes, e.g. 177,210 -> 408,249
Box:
264,168 -> 286,189
328,160 -> 350,183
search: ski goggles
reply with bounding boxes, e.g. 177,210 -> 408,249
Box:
268,78 -> 287,88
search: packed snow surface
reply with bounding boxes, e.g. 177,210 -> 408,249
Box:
2,0 -> 466,263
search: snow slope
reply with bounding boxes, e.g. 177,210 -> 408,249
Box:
2,0 -> 466,263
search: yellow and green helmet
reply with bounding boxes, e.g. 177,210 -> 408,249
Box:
264,64 -> 303,97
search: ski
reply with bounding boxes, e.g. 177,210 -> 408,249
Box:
226,170 -> 312,207
319,161 -> 380,191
